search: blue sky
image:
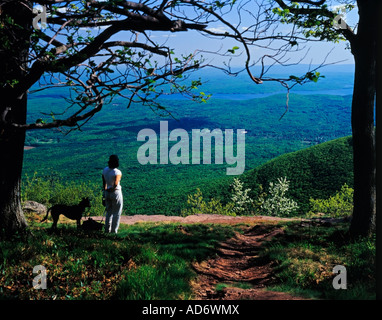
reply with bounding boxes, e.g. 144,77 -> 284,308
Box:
111,1 -> 357,69
157,3 -> 357,68
145,29 -> 354,67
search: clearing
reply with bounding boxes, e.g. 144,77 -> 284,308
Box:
90,214 -> 308,300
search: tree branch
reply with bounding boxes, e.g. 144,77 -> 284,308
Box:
274,0 -> 356,43
102,41 -> 169,56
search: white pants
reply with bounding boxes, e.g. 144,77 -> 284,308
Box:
104,189 -> 123,233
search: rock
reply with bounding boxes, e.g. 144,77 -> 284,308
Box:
22,201 -> 47,215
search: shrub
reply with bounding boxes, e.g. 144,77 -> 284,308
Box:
261,177 -> 299,217
230,178 -> 254,215
181,188 -> 235,216
21,172 -> 104,216
21,172 -> 52,206
307,184 -> 353,218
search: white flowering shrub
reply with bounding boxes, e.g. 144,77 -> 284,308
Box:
230,178 -> 254,215
261,177 -> 299,217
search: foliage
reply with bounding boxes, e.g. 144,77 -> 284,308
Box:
230,178 -> 254,215
181,188 -> 235,216
260,177 -> 299,217
242,136 -> 354,215
21,135 -> 354,218
307,184 -> 353,218
21,172 -> 52,206
0,228 -> 132,300
271,2 -> 351,43
21,172 -> 104,216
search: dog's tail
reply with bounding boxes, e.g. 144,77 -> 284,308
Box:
41,207 -> 51,223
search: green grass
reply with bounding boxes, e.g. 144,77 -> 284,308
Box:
260,221 -> 376,300
0,221 -> 237,300
0,218 -> 375,300
215,282 -> 253,292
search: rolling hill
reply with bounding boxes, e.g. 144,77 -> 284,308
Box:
240,135 -> 354,214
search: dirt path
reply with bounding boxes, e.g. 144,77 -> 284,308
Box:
191,224 -> 308,300
89,213 -> 300,225
88,213 -> 308,300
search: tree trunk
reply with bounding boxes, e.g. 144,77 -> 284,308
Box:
0,101 -> 29,239
349,0 -> 377,237
0,1 -> 31,238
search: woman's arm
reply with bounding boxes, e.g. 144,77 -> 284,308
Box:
114,174 -> 121,190
102,174 -> 107,190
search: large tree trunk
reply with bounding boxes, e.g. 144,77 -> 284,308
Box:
0,101 -> 29,239
0,1 -> 31,238
349,0 -> 377,238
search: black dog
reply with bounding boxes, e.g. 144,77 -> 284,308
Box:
82,217 -> 103,231
41,197 -> 91,229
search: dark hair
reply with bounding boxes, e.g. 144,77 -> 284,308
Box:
108,154 -> 119,169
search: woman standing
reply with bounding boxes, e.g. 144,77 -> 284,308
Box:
102,154 -> 123,233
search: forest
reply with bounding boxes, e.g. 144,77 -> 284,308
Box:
22,67 -> 354,216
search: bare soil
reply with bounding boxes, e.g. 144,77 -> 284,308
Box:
191,224 -> 309,300
89,213 -> 301,225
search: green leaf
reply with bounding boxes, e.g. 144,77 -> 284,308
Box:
215,1 -> 224,8
35,118 -> 46,124
227,46 -> 240,54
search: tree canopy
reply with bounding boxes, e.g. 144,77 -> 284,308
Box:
1,0 -> 356,132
